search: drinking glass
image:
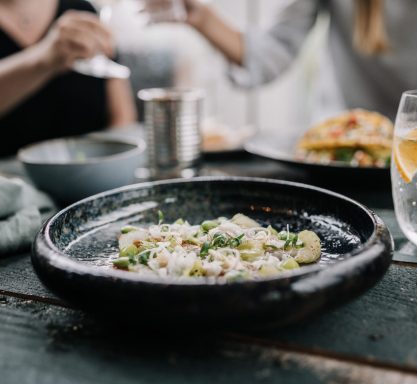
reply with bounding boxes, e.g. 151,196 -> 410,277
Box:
139,0 -> 187,23
72,0 -> 186,79
391,90 -> 417,245
72,0 -> 132,78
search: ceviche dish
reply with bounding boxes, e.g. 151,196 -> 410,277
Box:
296,109 -> 393,167
112,213 -> 321,283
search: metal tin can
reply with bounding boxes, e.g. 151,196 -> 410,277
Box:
138,88 -> 204,179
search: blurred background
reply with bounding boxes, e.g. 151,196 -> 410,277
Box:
106,0 -> 334,145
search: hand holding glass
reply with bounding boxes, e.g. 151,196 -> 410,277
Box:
72,1 -> 130,79
72,0 -> 187,79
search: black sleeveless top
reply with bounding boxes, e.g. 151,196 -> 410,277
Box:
0,0 -> 108,157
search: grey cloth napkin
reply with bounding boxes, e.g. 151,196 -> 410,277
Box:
0,176 -> 55,255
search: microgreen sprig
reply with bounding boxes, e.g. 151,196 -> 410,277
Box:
138,250 -> 151,266
199,233 -> 245,258
157,210 -> 164,225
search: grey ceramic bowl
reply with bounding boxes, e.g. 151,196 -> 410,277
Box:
18,136 -> 146,204
32,177 -> 393,328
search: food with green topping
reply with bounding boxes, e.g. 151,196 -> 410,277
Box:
296,109 -> 393,168
112,213 -> 321,283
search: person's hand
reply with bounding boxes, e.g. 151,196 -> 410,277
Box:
37,10 -> 114,74
183,0 -> 209,30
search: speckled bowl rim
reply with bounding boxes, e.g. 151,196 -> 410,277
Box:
33,176 -> 393,288
18,136 -> 146,166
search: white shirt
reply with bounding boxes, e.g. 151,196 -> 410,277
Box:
229,0 -> 417,121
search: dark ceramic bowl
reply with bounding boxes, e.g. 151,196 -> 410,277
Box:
32,177 -> 393,328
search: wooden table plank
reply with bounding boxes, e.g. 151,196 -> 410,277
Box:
232,265 -> 417,370
0,252 -> 58,303
1,255 -> 417,370
1,296 -> 416,384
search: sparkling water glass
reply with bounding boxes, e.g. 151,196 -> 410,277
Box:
391,90 -> 417,246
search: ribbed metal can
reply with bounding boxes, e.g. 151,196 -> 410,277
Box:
138,88 -> 204,179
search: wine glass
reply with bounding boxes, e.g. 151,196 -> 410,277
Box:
72,0 -> 187,79
72,0 -> 132,79
138,0 -> 187,23
391,90 -> 417,246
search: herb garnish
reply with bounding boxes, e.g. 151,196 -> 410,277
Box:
158,210 -> 164,225
199,233 -> 245,258
138,250 -> 151,266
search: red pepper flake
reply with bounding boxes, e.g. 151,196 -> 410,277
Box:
347,115 -> 358,128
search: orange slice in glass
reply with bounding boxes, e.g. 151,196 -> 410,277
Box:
394,129 -> 417,183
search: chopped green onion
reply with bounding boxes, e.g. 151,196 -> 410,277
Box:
228,234 -> 245,248
291,234 -> 298,246
121,225 -> 138,234
185,237 -> 200,246
283,239 -> 292,250
281,257 -> 300,270
120,244 -> 139,257
199,242 -> 210,258
158,210 -> 164,224
267,225 -> 279,236
278,231 -> 288,240
201,220 -> 218,232
211,233 -> 228,248
113,257 -> 130,269
263,243 -> 279,251
295,240 -> 304,249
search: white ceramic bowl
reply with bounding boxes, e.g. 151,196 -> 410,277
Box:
18,136 -> 146,204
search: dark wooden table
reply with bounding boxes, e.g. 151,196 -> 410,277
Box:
1,154 -> 417,384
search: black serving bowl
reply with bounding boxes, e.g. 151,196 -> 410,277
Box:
32,177 -> 393,328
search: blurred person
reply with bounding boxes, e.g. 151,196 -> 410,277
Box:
183,0 -> 416,121
0,0 -> 137,157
